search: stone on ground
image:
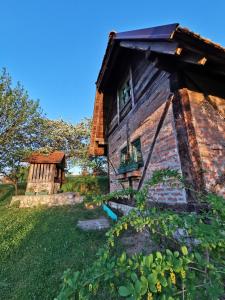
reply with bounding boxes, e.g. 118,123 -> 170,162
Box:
77,217 -> 110,231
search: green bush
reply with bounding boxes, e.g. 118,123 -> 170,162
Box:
61,175 -> 108,195
57,169 -> 225,300
0,185 -> 14,202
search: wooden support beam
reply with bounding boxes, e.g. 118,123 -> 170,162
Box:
129,66 -> 135,108
175,47 -> 183,55
28,164 -> 34,182
33,164 -> 37,182
178,51 -> 207,65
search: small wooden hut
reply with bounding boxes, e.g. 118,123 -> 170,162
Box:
26,151 -> 66,195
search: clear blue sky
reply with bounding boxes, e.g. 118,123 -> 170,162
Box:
1,0 -> 225,123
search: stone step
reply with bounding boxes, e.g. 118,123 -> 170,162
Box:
77,217 -> 110,231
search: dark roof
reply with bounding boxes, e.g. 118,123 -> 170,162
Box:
96,23 -> 225,89
114,23 -> 178,40
27,151 -> 65,164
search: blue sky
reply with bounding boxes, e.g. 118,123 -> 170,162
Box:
0,0 -> 225,123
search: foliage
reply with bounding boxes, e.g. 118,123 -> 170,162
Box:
0,69 -> 106,188
39,118 -> 91,170
61,175 -> 108,196
0,184 -> 14,202
57,169 -> 225,300
0,68 -> 44,192
38,118 -> 107,174
0,184 -> 107,300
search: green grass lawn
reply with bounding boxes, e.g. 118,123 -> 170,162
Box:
0,185 -> 107,300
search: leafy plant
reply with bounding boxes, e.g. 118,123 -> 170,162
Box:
57,169 -> 225,299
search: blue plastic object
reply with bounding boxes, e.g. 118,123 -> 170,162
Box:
102,204 -> 118,221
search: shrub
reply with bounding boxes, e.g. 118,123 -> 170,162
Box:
61,175 -> 108,196
57,170 -> 225,299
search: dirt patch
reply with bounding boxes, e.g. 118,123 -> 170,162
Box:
120,228 -> 160,256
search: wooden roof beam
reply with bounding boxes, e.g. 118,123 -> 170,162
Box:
178,51 -> 207,65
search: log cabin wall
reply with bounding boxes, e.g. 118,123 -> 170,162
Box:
107,53 -> 187,205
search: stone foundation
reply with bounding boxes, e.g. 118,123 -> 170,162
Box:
10,192 -> 83,208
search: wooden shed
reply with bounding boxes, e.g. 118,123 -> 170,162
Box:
26,151 -> 66,195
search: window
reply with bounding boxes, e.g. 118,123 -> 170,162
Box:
118,76 -> 131,110
120,146 -> 128,164
118,138 -> 143,174
132,138 -> 143,165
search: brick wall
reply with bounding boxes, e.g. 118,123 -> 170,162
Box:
187,89 -> 225,197
108,64 -> 187,204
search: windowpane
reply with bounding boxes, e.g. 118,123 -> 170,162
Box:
132,139 -> 143,164
119,78 -> 131,110
120,146 -> 128,164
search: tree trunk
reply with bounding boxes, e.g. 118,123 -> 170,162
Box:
13,181 -> 18,195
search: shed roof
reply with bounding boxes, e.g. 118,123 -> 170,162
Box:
27,151 -> 65,164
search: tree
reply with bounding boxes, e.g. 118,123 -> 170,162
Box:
0,68 -> 44,194
39,118 -> 91,170
39,118 -> 108,175
0,68 -> 107,194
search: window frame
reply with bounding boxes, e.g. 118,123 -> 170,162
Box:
118,138 -> 143,174
116,66 -> 135,124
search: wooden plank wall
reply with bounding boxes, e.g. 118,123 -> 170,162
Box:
28,163 -> 56,183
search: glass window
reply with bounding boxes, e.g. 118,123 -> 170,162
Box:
120,146 -> 128,164
131,138 -> 143,164
118,77 -> 131,110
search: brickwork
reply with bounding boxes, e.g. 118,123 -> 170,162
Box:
187,90 -> 225,197
108,71 -> 187,204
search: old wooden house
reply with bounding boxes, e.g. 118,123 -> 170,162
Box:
90,23 -> 225,209
26,151 -> 66,195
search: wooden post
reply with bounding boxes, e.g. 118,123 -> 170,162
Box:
33,164 -> 37,182
37,164 -> 41,182
46,164 -> 50,181
117,90 -> 120,125
28,164 -> 34,182
129,66 -> 135,107
50,164 -> 55,181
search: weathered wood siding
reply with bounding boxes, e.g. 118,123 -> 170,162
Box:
108,55 -> 187,204
26,163 -> 57,194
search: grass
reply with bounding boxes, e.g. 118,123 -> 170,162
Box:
0,184 -> 108,300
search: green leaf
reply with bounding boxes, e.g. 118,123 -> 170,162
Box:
181,246 -> 188,256
120,252 -> 127,263
174,251 -> 179,257
194,252 -> 202,262
145,254 -> 153,268
148,273 -> 157,284
149,282 -> 157,293
119,286 -> 132,297
140,276 -> 148,295
135,280 -> 141,294
131,272 -> 138,283
159,274 -> 167,287
166,249 -> 173,256
156,251 -> 162,260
